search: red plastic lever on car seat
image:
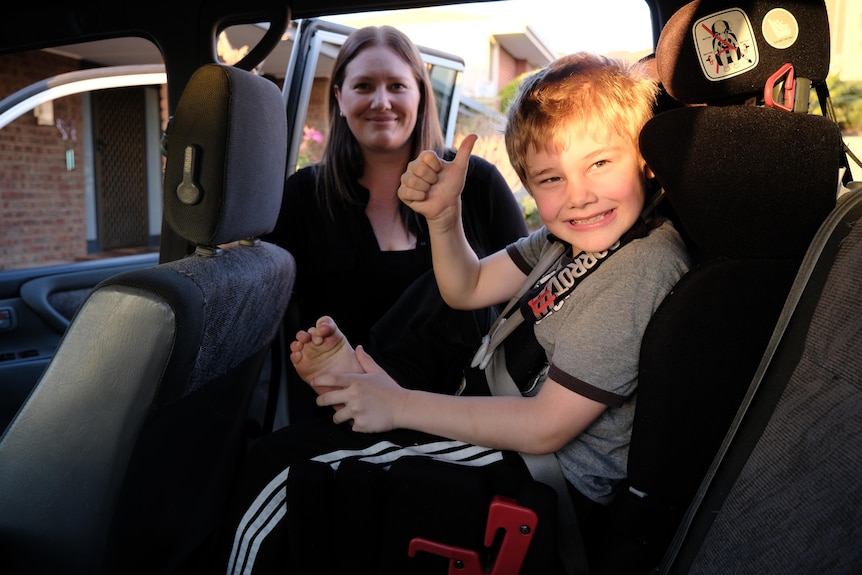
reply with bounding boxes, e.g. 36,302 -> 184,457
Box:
764,63 -> 796,112
484,496 -> 538,574
408,495 -> 539,575
408,538 -> 484,575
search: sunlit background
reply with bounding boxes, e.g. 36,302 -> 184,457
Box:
328,0 -> 654,57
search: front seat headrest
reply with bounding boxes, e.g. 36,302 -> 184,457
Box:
162,64 -> 287,247
656,0 -> 831,105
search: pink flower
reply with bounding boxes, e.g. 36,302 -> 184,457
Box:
297,125 -> 325,169
303,126 -> 323,143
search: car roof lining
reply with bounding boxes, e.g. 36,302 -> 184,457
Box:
0,0 -> 685,57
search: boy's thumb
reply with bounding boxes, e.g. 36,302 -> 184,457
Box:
355,345 -> 383,374
453,134 -> 478,169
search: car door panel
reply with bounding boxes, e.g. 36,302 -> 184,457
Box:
0,253 -> 157,431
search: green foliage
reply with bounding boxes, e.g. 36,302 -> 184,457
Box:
812,76 -> 862,133
499,72 -> 533,114
829,77 -> 862,132
519,193 -> 542,230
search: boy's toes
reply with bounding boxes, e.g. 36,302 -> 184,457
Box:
294,329 -> 313,344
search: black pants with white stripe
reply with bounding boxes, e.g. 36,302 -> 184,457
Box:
217,417 -> 563,575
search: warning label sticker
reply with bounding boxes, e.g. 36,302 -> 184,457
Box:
692,8 -> 759,82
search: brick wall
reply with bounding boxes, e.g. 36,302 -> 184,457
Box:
296,77 -> 330,168
498,48 -> 516,93
0,51 -> 87,271
497,46 -> 532,95
305,77 -> 330,136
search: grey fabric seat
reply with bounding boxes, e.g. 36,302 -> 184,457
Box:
0,64 -> 295,575
661,185 -> 862,574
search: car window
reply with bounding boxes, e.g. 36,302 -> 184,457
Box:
0,44 -> 167,273
0,38 -> 170,427
0,27 -> 279,274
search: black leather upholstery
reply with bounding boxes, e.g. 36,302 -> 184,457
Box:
0,64 -> 295,574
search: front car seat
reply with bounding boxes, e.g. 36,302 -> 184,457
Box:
0,63 -> 295,574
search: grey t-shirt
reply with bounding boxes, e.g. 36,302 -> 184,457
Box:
506,221 -> 690,503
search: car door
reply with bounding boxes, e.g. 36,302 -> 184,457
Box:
0,63 -> 167,431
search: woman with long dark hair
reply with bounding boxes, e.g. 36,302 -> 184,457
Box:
266,25 -> 527,418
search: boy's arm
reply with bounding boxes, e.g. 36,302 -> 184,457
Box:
315,347 -> 606,455
399,135 -> 525,309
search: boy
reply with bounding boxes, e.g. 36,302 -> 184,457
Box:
225,52 -> 690,574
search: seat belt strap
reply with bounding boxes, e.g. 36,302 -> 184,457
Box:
473,217 -> 653,372
471,242 -> 566,370
486,346 -> 588,575
475,241 -> 585,574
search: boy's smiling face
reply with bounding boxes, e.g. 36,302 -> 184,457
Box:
524,130 -> 649,253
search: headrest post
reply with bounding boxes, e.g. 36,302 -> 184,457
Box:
194,245 -> 223,257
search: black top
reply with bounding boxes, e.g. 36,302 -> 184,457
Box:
265,151 -> 528,347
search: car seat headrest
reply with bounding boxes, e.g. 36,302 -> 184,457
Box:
656,0 -> 830,105
163,64 -> 287,248
640,106 -> 841,259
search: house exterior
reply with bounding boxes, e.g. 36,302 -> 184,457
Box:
330,6 -> 560,110
828,0 -> 862,81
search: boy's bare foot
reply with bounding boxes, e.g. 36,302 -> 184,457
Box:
290,315 -> 361,387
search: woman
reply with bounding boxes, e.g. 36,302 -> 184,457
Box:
266,25 -> 527,420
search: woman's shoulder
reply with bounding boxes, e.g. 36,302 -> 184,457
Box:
440,147 -> 499,176
465,153 -> 499,177
278,165 -> 334,233
283,165 -> 336,219
459,153 -> 512,201
284,165 -> 319,199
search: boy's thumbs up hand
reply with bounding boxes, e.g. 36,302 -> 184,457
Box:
398,134 -> 477,223
451,132 -> 477,171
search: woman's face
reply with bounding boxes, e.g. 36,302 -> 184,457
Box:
334,45 -> 421,156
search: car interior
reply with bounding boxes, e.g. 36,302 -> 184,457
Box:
0,0 -> 860,573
